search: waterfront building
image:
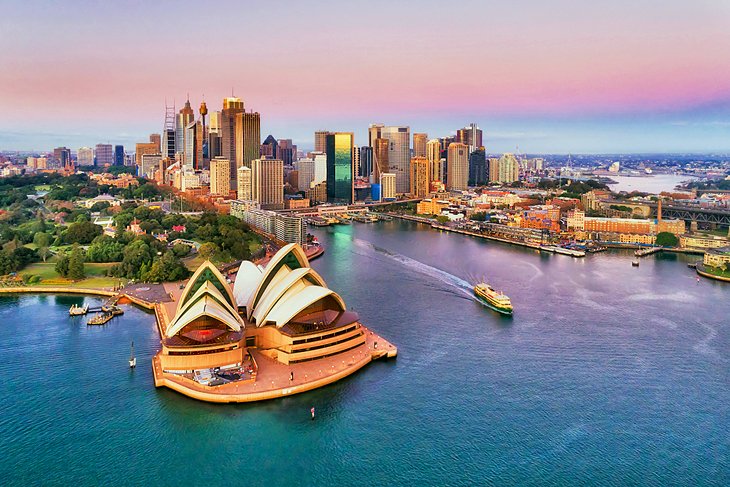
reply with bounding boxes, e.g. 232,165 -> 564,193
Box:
285,197 -> 310,209
380,172 -> 396,200
410,156 -> 430,198
680,234 -> 730,250
474,190 -> 523,208
93,144 -> 113,166
703,246 -> 730,269
426,139 -> 443,184
237,165 -> 252,200
468,147 -> 487,186
230,206 -> 306,245
141,153 -> 162,179
251,157 -> 284,210
580,216 -> 685,235
314,130 -> 331,153
456,123 -> 483,153
447,142 -> 468,191
210,157 -> 231,196
566,209 -> 586,230
380,126 -> 411,194
154,244 -> 392,402
325,132 -> 354,204
306,181 -> 327,205
416,198 -> 449,216
413,133 -> 428,158
77,147 -> 94,166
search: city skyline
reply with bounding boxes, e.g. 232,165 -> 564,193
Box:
1,0 -> 730,153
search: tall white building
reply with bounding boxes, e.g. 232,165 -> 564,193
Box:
210,157 -> 231,196
311,152 -> 327,184
380,172 -> 396,200
295,159 -> 315,192
237,165 -> 252,200
77,147 -> 94,166
380,126 -> 410,194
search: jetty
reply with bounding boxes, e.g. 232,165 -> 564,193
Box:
635,246 -> 662,257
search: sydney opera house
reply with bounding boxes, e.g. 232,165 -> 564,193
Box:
152,243 -> 396,402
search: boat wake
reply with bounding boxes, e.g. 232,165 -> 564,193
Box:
351,237 -> 476,300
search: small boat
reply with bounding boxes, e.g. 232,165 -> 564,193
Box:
69,304 -> 88,316
129,341 -> 136,368
474,283 -> 513,315
87,313 -> 113,326
632,259 -> 640,267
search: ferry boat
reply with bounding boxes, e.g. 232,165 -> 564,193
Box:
632,258 -> 640,267
474,283 -> 513,315
87,313 -> 113,326
554,247 -> 586,258
69,304 -> 88,316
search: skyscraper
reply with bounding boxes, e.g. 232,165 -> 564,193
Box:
314,131 -> 331,153
447,142 -> 468,191
77,147 -> 94,166
114,145 -> 124,166
261,134 -> 278,158
380,173 -> 396,200
220,96 -> 244,174
456,123 -> 483,153
468,147 -> 487,185
141,153 -> 162,179
325,132 -> 354,204
380,126 -> 410,194
359,146 -> 373,178
184,121 -> 197,170
237,165 -> 252,200
176,98 -> 195,158
373,138 -> 389,182
210,157 -> 231,196
53,147 -> 71,168
135,142 -> 159,167
149,133 -> 161,151
413,133 -> 428,158
95,144 -> 113,166
368,124 -> 384,147
235,110 -> 261,174
251,158 -> 284,210
311,152 -> 327,184
426,139 -> 443,184
352,146 -> 360,178
409,156 -> 430,198
277,139 -> 296,165
494,153 -> 519,183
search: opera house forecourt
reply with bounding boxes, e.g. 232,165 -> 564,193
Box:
152,243 -> 396,403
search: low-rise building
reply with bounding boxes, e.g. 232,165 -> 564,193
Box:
416,198 -> 450,216
703,246 -> 730,269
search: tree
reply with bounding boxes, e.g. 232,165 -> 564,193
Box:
55,252 -> 70,277
33,232 -> 51,248
436,215 -> 450,224
62,220 -> 103,244
172,243 -> 191,257
67,246 -> 86,280
143,251 -> 190,282
86,235 -> 124,262
655,232 -> 678,247
0,250 -> 17,275
470,212 -> 487,222
198,242 -> 218,261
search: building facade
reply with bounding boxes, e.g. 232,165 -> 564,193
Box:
447,142 -> 468,191
325,132 -> 354,204
410,156 -> 430,198
210,157 -> 231,196
251,158 -> 284,210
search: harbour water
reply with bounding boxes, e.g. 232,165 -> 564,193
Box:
608,174 -> 696,194
1,220 -> 728,485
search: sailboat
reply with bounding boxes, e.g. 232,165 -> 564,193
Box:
129,341 -> 136,368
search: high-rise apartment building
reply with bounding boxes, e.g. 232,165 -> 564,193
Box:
95,144 -> 114,166
456,123 -> 483,153
314,131 -> 331,153
352,146 -> 360,178
493,153 -> 519,183
77,147 -> 94,166
410,156 -> 430,198
413,133 -> 428,158
325,132 -> 354,204
380,126 -> 410,194
237,165 -> 252,201
447,142 -> 468,191
114,145 -> 124,166
210,157 -> 231,196
380,173 -> 396,200
251,158 -> 284,210
426,139 -> 443,183
295,159 -> 315,192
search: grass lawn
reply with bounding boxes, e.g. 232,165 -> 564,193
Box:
702,265 -> 730,279
19,262 -> 120,289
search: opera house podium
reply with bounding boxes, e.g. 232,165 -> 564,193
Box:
152,243 -> 396,402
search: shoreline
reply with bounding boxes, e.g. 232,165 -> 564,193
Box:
696,263 -> 730,283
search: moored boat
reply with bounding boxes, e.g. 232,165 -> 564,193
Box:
474,283 -> 513,315
87,313 -> 113,326
69,304 -> 89,316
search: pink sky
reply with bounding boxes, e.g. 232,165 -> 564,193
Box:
1,0 -> 730,152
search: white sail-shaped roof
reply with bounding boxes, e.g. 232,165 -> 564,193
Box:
246,244 -> 310,318
251,267 -> 327,325
264,286 -> 346,328
166,295 -> 243,338
233,261 -> 263,309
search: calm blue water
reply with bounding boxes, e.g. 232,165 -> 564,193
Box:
1,220 -> 728,486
